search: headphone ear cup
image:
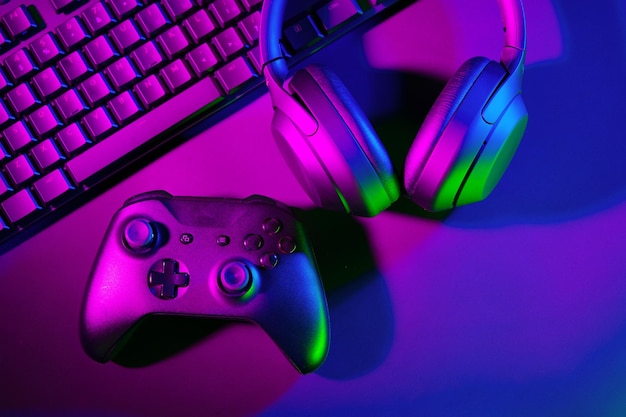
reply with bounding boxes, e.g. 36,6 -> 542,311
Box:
404,56 -> 526,211
275,65 -> 399,216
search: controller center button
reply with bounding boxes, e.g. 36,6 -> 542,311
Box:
262,218 -> 282,235
124,218 -> 156,251
219,261 -> 252,296
217,235 -> 230,246
243,234 -> 263,250
180,233 -> 193,244
148,259 -> 190,299
278,236 -> 297,254
259,252 -> 279,269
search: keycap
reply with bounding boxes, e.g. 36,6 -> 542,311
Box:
238,11 -> 261,44
107,90 -> 141,125
4,48 -> 37,82
6,83 -> 39,116
133,74 -> 167,108
5,154 -> 37,186
33,169 -> 72,204
29,33 -> 63,66
65,76 -> 222,185
315,0 -> 362,33
135,3 -> 169,38
214,56 -> 256,94
209,0 -> 242,28
57,50 -> 92,85
28,105 -> 63,138
3,120 -> 36,152
53,88 -> 88,123
81,2 -> 114,35
212,27 -> 245,61
161,0 -> 194,22
56,16 -> 89,51
240,0 -> 263,11
2,5 -> 39,41
182,9 -> 217,44
83,35 -> 118,69
31,67 -> 66,100
55,122 -> 90,155
1,188 -> 40,223
246,45 -> 261,73
130,41 -> 164,75
30,139 -> 64,170
105,56 -> 140,91
159,59 -> 192,93
81,107 -> 116,140
78,73 -> 114,107
109,19 -> 143,54
156,26 -> 189,59
106,0 -> 142,20
185,43 -> 219,77
284,16 -> 322,52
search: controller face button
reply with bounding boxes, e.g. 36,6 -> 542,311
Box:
243,234 -> 263,251
262,218 -> 282,235
219,261 -> 252,296
216,235 -> 230,246
180,233 -> 194,244
123,218 -> 157,251
148,259 -> 190,299
259,252 -> 279,269
278,236 -> 297,254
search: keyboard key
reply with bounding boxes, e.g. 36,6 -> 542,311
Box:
238,11 -> 261,44
212,27 -> 245,61
0,101 -> 13,128
6,83 -> 39,116
240,0 -> 263,11
182,9 -> 217,44
214,56 -> 256,94
106,0 -> 142,20
109,19 -> 143,54
135,4 -> 169,38
161,0 -> 194,22
2,5 -> 39,41
209,0 -> 243,28
3,120 -> 36,152
81,107 -> 116,140
315,0 -> 362,33
51,0 -> 90,15
107,90 -> 141,125
4,48 -> 37,82
1,188 -> 40,223
247,45 -> 261,73
31,67 -> 66,100
159,59 -> 192,93
65,76 -> 222,185
56,16 -> 90,51
57,50 -> 92,85
33,169 -> 72,204
29,33 -> 64,67
130,40 -> 164,75
28,105 -> 63,138
284,16 -> 323,52
56,122 -> 90,155
30,139 -> 64,170
81,2 -> 115,36
186,43 -> 219,77
5,154 -> 38,186
156,26 -> 189,59
83,35 -> 118,69
78,73 -> 114,107
53,88 -> 88,123
104,56 -> 140,91
133,74 -> 167,108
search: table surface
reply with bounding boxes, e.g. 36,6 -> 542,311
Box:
3,0 -> 626,416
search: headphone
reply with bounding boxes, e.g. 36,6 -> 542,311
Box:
260,0 -> 527,216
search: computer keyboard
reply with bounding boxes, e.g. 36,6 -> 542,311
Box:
0,0 -> 414,254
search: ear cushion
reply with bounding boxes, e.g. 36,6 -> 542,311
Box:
404,57 -> 508,211
285,65 -> 400,216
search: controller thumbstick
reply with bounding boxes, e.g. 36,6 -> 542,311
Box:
219,261 -> 253,297
123,218 -> 157,251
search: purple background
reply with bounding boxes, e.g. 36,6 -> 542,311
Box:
3,0 -> 626,415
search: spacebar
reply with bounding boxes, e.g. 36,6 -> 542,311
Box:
66,78 -> 223,185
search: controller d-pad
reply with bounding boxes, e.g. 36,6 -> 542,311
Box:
148,259 -> 189,299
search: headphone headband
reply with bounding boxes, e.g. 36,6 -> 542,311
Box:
260,0 -> 527,86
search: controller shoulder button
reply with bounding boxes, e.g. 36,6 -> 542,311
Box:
123,190 -> 174,207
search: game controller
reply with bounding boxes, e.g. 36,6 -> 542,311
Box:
80,191 -> 330,374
